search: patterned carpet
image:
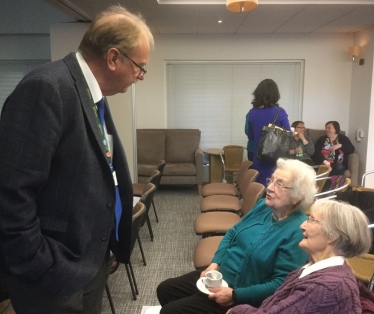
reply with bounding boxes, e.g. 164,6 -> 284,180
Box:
101,185 -> 202,314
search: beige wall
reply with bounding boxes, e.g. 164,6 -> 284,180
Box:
349,26 -> 374,187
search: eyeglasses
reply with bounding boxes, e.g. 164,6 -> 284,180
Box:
307,216 -> 323,224
266,177 -> 292,192
296,126 -> 305,129
121,52 -> 147,77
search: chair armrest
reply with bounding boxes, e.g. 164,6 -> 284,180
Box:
195,147 -> 203,184
347,153 -> 359,187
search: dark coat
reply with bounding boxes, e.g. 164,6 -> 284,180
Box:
0,53 -> 133,296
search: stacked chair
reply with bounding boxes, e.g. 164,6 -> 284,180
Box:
133,160 -> 165,222
106,201 -> 147,313
314,176 -> 351,200
346,254 -> 374,285
136,183 -> 157,268
194,182 -> 265,237
201,160 -> 253,198
193,182 -> 265,269
314,164 -> 332,193
219,145 -> 245,183
193,161 -> 265,269
200,169 -> 259,214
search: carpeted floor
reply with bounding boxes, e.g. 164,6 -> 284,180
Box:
101,185 -> 202,314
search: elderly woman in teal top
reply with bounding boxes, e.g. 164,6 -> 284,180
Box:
157,159 -> 317,314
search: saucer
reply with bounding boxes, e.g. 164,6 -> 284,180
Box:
196,278 -> 228,295
144,306 -> 162,314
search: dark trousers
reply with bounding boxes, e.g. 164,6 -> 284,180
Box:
157,269 -> 229,314
5,251 -> 110,314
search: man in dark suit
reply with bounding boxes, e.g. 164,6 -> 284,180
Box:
0,5 -> 153,314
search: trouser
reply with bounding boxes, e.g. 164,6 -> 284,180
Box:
157,269 -> 229,314
5,250 -> 110,314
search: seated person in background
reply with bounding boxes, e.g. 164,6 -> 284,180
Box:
313,121 -> 354,175
157,159 -> 317,314
288,121 -> 315,166
227,200 -> 372,314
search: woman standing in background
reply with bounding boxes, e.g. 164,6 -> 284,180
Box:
246,79 -> 290,185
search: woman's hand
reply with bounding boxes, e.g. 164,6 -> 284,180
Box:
330,144 -> 342,152
200,263 -> 219,278
295,147 -> 303,154
298,132 -> 305,141
208,287 -> 235,307
323,160 -> 330,166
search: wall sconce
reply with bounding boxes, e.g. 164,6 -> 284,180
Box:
226,0 -> 258,12
348,45 -> 364,65
348,45 -> 361,61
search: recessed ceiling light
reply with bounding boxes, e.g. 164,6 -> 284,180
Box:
218,20 -> 223,23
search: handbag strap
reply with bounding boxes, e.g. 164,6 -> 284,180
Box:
270,106 -> 281,126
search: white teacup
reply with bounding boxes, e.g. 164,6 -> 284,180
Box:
202,270 -> 222,288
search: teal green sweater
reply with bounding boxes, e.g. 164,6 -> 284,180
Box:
211,199 -> 307,307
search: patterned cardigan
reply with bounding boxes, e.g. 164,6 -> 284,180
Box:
229,262 -> 362,314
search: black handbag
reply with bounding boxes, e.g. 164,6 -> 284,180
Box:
256,107 -> 290,162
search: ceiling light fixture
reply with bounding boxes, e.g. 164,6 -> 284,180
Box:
226,0 -> 258,12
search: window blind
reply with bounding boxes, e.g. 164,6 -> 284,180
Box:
166,61 -> 302,151
0,61 -> 47,113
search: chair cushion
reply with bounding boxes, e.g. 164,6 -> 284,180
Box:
163,163 -> 196,176
137,129 -> 166,163
132,183 -> 145,196
165,129 -> 200,163
137,163 -> 159,177
194,212 -> 240,235
200,195 -> 241,212
201,183 -> 238,197
194,236 -> 224,269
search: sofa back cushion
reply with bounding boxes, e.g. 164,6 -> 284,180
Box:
165,129 -> 201,163
305,128 -> 345,144
137,129 -> 166,163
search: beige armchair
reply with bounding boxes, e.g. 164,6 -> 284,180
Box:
137,129 -> 203,194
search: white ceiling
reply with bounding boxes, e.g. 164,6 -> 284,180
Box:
42,0 -> 374,34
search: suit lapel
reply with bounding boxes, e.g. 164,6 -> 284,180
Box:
63,53 -> 108,162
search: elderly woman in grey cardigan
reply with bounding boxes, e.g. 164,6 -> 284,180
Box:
227,200 -> 372,314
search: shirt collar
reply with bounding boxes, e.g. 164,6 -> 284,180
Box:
76,52 -> 102,104
299,256 -> 345,278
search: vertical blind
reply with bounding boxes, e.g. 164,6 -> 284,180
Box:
0,61 -> 47,113
167,62 -> 303,151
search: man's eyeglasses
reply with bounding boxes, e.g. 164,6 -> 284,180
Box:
266,177 -> 292,192
306,216 -> 323,224
121,52 -> 147,77
296,126 -> 305,129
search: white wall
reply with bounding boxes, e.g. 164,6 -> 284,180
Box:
349,26 -> 374,187
137,33 -> 354,133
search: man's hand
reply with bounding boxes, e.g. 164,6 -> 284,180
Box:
208,287 -> 235,307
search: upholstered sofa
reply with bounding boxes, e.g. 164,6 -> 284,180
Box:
136,129 -> 203,194
305,128 -> 359,186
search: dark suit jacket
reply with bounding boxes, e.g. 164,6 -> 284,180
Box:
0,53 -> 133,296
